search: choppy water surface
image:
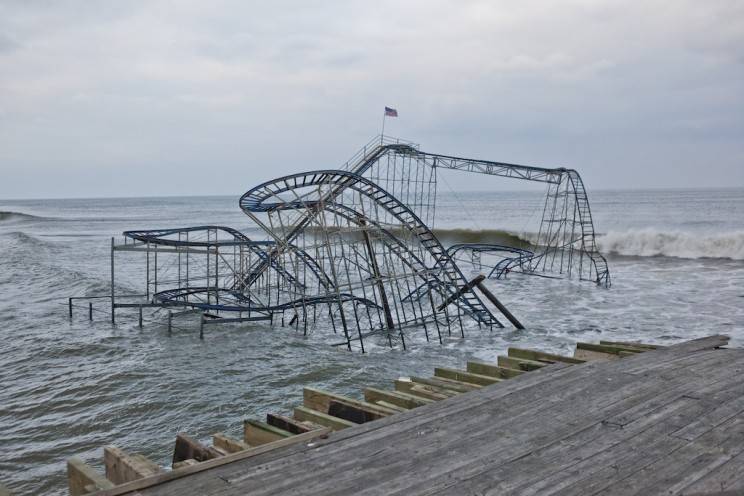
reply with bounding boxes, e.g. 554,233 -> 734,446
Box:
1,188 -> 743,495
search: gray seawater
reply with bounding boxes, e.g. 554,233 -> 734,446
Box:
1,188 -> 743,495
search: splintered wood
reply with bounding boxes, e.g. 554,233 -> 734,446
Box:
65,337 -> 744,496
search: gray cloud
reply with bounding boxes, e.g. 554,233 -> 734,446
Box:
0,0 -> 742,198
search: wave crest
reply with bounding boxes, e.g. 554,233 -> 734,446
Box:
598,229 -> 744,260
432,228 -> 533,247
0,210 -> 43,222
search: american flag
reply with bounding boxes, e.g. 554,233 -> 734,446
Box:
384,106 -> 398,117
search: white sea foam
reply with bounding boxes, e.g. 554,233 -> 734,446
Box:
598,229 -> 744,260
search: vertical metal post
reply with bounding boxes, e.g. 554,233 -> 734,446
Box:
89,302 -> 93,320
154,244 -> 158,295
360,219 -> 395,331
146,241 -> 150,300
167,310 -> 172,335
68,298 -> 73,319
138,305 -> 143,328
110,237 -> 115,324
206,236 -> 210,305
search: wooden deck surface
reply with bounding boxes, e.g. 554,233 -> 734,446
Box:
100,335 -> 744,495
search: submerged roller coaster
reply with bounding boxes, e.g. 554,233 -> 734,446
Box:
95,136 -> 610,351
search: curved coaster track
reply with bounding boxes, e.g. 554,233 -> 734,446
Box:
104,136 -> 610,351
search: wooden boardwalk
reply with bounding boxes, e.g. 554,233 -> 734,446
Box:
84,335 -> 744,496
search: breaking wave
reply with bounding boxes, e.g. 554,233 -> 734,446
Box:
432,228 -> 533,247
598,229 -> 744,260
433,227 -> 744,261
0,210 -> 45,222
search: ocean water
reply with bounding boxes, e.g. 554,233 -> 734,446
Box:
1,188 -> 743,495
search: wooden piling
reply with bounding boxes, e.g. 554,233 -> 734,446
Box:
293,406 -> 357,430
243,420 -> 293,446
172,434 -> 221,467
67,457 -> 115,496
103,446 -> 161,485
212,433 -> 251,454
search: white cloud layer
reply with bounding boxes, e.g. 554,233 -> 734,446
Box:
0,0 -> 742,198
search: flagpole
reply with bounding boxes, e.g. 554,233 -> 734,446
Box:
381,110 -> 386,143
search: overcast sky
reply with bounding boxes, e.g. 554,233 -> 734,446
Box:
0,0 -> 742,199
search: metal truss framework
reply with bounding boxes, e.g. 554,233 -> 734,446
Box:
103,136 -> 610,351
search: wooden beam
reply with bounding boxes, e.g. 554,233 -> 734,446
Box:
599,340 -> 662,350
574,349 -> 618,361
67,457 -> 115,496
467,361 -> 526,379
364,387 -> 434,409
171,459 -> 198,469
394,379 -> 453,401
618,350 -> 639,358
266,413 -> 319,434
293,406 -> 357,430
497,355 -> 546,371
576,342 -> 646,355
243,420 -> 294,446
374,400 -> 408,412
93,428 -> 331,496
212,433 -> 251,454
103,446 -> 162,485
172,433 -> 222,467
434,367 -> 502,386
410,376 -> 481,393
507,347 -> 585,364
303,387 -> 397,421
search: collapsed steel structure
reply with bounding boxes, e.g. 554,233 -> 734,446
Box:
103,136 -> 610,351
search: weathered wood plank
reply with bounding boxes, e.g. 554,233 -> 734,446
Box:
574,348 -> 619,361
680,449 -> 744,494
394,379 -> 453,401
243,420 -> 293,446
597,414 -> 744,496
576,342 -> 646,355
507,347 -> 585,364
303,387 -> 397,420
171,459 -> 198,469
266,413 -> 319,435
466,361 -> 525,379
434,367 -> 501,386
104,446 -> 162,485
599,340 -> 662,350
364,387 -> 434,409
67,457 -> 115,496
213,433 -> 251,454
670,388 -> 744,441
410,375 -> 481,392
497,355 -> 546,371
374,400 -> 407,412
293,406 -> 357,430
655,334 -> 728,353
